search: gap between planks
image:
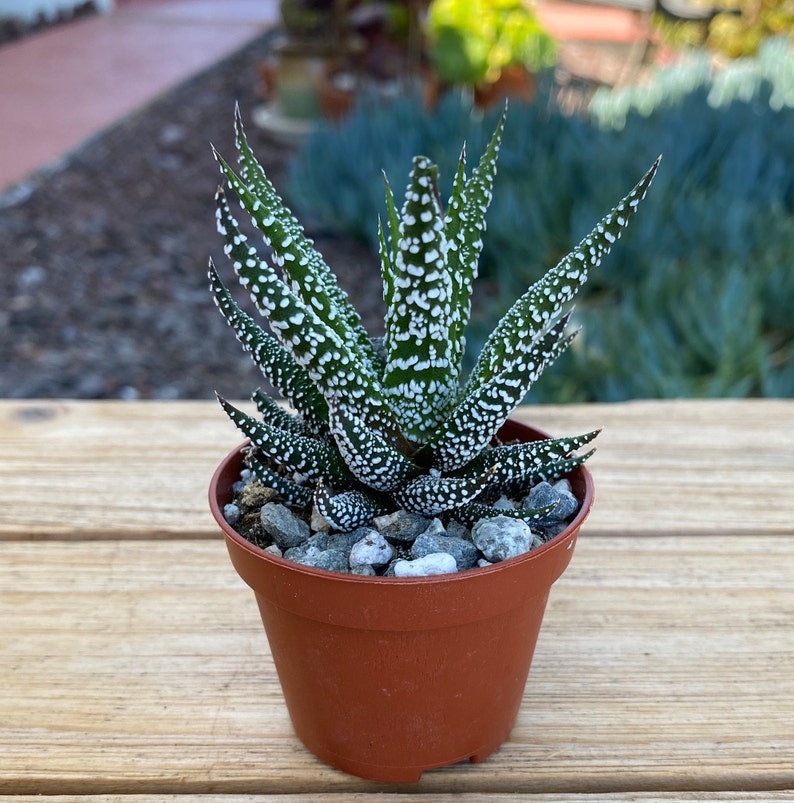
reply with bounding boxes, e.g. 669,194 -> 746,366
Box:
1,399 -> 793,540
15,797 -> 794,801
2,537 -> 792,796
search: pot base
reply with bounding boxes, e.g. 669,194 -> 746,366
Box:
309,734 -> 508,782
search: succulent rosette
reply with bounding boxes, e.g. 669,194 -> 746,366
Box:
211,106 -> 659,531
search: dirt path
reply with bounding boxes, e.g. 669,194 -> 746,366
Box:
0,34 -> 381,400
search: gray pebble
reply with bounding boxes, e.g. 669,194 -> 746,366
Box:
523,481 -> 559,513
286,546 -> 349,573
492,495 -> 517,511
553,489 -> 579,520
418,517 -> 447,538
351,564 -> 377,576
411,533 -> 480,571
308,549 -> 350,573
524,481 -> 578,522
260,502 -> 310,549
282,543 -> 319,563
326,529 -> 365,554
283,532 -> 329,562
223,503 -> 241,525
445,519 -> 470,540
372,510 -> 433,544
534,521 -> 568,542
471,515 -> 533,562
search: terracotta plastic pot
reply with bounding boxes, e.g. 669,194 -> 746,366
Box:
209,419 -> 594,782
474,65 -> 537,109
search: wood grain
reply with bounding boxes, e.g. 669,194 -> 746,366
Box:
4,795 -> 794,803
2,399 -> 792,796
1,536 -> 791,795
1,399 -> 793,539
0,400 -> 243,539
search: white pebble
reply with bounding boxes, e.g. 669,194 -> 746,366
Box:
349,531 -> 394,568
393,552 -> 457,577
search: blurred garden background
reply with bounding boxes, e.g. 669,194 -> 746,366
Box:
1,0 -> 792,401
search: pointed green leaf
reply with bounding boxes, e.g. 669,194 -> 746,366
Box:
209,261 -> 328,431
444,110 -> 505,380
382,156 -> 457,440
393,467 -> 495,516
382,170 -> 401,273
426,314 -> 575,472
328,399 -> 422,492
452,501 -> 559,526
377,174 -> 401,362
314,483 -> 391,532
251,389 -> 317,437
470,156 -> 661,391
456,431 -> 599,491
214,188 -> 395,434
230,108 -> 378,370
247,452 -> 314,507
507,451 -> 596,493
477,449 -> 597,498
217,395 -> 354,485
377,215 -> 393,311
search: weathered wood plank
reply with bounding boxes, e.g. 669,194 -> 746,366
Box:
0,400 -> 243,539
4,795 -> 794,802
1,537 -> 791,795
512,398 -> 794,536
1,399 -> 793,539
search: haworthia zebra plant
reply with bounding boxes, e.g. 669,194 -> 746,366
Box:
211,106 -> 659,532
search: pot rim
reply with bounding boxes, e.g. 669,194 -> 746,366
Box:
209,419 -> 594,586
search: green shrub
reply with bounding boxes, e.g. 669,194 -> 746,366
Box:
286,58 -> 794,401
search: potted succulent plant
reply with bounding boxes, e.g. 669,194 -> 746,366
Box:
208,104 -> 659,781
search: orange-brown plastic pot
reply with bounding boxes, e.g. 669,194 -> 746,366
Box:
209,419 -> 594,782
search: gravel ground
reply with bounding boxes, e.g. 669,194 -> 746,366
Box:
1,27 -> 636,401
0,33 -> 383,400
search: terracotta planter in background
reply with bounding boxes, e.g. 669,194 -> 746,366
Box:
474,65 -> 537,109
424,66 -> 538,113
318,64 -> 357,121
258,38 -> 336,121
209,419 -> 594,782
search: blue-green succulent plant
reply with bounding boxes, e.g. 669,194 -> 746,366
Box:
211,106 -> 659,532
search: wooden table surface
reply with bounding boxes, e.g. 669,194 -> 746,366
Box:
1,398 -> 793,801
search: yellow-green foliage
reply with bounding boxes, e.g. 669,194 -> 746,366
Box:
426,0 -> 556,86
654,0 -> 794,57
